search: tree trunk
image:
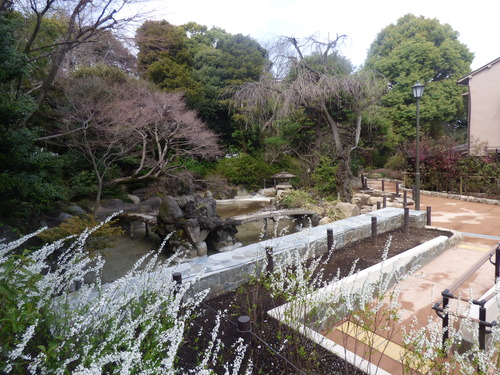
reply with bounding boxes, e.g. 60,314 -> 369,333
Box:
94,174 -> 103,216
36,43 -> 70,111
336,153 -> 353,202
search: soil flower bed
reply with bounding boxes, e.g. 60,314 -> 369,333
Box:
177,227 -> 451,374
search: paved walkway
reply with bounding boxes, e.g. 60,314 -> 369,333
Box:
369,178 -> 500,246
323,179 -> 500,374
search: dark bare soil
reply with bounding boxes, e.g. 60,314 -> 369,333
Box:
176,227 -> 451,374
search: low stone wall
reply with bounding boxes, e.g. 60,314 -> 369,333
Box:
166,207 -> 427,298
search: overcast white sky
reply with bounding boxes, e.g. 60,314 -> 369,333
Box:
137,0 -> 498,71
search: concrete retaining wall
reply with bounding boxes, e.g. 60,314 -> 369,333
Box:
167,207 -> 428,298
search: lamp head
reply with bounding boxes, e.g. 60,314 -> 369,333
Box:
412,82 -> 425,99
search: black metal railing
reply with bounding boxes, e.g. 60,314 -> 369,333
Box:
432,243 -> 500,351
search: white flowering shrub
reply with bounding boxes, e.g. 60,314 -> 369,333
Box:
0,216 -> 249,374
264,233 -> 500,374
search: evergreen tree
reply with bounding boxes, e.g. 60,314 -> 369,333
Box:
136,21 -> 268,144
364,14 -> 473,142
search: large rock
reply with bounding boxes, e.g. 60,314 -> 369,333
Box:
319,216 -> 333,225
258,188 -> 276,197
236,186 -> 249,196
195,241 -> 208,257
57,212 -> 73,222
183,218 -> 209,244
196,198 -> 217,217
158,196 -> 184,224
141,197 -> 162,213
351,193 -> 370,206
67,205 -> 85,215
333,202 -> 360,220
367,196 -> 383,205
174,195 -> 196,208
127,194 -> 141,204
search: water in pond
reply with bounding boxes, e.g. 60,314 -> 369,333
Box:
216,199 -> 274,219
217,198 -> 309,246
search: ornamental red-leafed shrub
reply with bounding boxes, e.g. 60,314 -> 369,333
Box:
405,136 -> 461,192
405,136 -> 500,195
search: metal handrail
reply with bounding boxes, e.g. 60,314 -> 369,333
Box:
432,243 -> 500,351
434,245 -> 498,308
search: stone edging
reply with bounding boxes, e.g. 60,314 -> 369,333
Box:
370,178 -> 500,205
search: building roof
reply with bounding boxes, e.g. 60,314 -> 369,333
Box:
457,57 -> 500,85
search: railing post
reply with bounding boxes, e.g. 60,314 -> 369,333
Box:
376,201 -> 381,210
266,246 -> 274,275
395,181 -> 400,197
327,228 -> 333,251
442,289 -> 450,351
426,206 -> 432,226
238,315 -> 252,338
383,196 -> 387,208
404,207 -> 409,235
371,217 -> 378,244
172,272 -> 182,296
478,301 -> 487,350
361,174 -> 368,190
403,190 -> 407,208
381,179 -> 385,191
495,244 -> 500,281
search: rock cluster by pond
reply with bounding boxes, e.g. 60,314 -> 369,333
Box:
155,193 -> 241,258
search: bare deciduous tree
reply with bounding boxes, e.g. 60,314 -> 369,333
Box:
59,76 -> 221,212
233,35 -> 387,201
60,76 -> 137,212
110,82 -> 222,185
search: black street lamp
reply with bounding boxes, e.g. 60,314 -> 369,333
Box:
412,82 -> 424,210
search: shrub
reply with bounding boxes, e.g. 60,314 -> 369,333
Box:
457,155 -> 500,195
215,153 -> 273,191
312,156 -> 338,197
69,170 -> 97,198
384,153 -> 407,171
277,189 -> 313,209
36,213 -> 123,254
0,129 -> 67,217
1,218 -> 249,374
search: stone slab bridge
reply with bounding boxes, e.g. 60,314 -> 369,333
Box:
232,209 -> 319,235
117,212 -> 157,238
231,209 -> 317,224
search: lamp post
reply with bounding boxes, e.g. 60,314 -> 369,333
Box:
412,82 -> 424,211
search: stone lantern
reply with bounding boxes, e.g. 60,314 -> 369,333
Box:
271,171 -> 295,191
